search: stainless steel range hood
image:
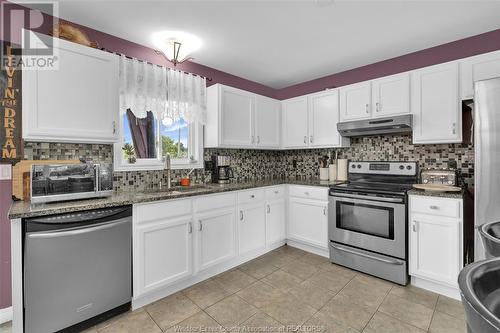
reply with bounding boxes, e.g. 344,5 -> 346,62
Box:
337,114 -> 413,137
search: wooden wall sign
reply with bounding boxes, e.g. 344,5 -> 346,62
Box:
0,41 -> 22,164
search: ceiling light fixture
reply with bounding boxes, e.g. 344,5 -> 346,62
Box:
152,31 -> 202,66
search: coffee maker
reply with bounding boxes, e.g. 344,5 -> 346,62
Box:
211,155 -> 234,184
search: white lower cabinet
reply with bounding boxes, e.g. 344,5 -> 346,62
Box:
238,202 -> 266,255
409,195 -> 463,297
195,208 -> 237,272
266,198 -> 286,247
134,200 -> 193,298
287,186 -> 328,251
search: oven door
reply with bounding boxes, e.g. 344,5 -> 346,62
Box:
328,192 -> 406,259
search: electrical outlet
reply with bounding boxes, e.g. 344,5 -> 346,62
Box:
0,164 -> 12,180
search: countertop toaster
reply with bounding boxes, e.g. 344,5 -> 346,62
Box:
420,168 -> 457,186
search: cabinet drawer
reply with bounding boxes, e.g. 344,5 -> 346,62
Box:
238,189 -> 265,204
289,185 -> 327,201
135,199 -> 192,224
265,186 -> 285,200
195,192 -> 236,212
410,196 -> 461,218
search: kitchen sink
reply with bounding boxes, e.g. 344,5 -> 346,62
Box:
459,258 -> 500,333
479,221 -> 500,258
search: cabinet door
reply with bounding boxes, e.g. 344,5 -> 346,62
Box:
22,33 -> 119,143
371,73 -> 410,117
288,198 -> 328,250
238,203 -> 266,255
196,208 -> 237,272
135,216 -> 193,296
255,96 -> 281,148
220,86 -> 254,147
409,214 -> 461,287
266,199 -> 286,246
282,97 -> 308,148
308,90 -> 346,147
411,62 -> 461,144
339,81 -> 372,121
460,50 -> 500,99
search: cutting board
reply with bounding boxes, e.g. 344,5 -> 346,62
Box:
12,160 -> 81,200
412,184 -> 462,193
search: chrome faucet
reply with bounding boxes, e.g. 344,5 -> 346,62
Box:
163,155 -> 172,189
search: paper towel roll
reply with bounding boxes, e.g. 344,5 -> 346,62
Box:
329,164 -> 337,181
337,159 -> 348,181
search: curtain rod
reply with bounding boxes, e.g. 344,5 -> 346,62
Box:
101,48 -> 213,82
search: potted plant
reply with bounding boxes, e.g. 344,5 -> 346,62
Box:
122,143 -> 136,164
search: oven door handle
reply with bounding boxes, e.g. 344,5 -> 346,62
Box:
330,192 -> 404,203
330,243 -> 404,265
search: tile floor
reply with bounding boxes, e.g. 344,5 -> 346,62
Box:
0,245 -> 467,333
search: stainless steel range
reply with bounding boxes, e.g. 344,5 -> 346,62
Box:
328,161 -> 418,285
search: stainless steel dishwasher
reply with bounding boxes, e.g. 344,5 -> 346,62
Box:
23,206 -> 132,333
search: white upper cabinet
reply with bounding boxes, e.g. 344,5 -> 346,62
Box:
308,89 -> 349,148
460,50 -> 500,99
339,81 -> 372,121
411,62 -> 461,144
282,96 -> 309,148
371,73 -> 410,117
205,84 -> 280,149
282,91 -> 349,149
219,86 -> 254,147
23,33 -> 119,143
255,96 -> 281,148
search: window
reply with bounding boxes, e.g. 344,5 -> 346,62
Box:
115,111 -> 203,171
114,55 -> 205,171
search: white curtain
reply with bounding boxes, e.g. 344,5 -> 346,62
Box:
119,54 -> 168,119
118,54 -> 207,124
165,69 -> 207,125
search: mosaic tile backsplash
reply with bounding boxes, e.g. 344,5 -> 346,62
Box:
24,134 -> 474,192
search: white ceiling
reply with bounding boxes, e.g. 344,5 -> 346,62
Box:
33,0 -> 500,88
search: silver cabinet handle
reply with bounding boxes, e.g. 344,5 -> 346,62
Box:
267,204 -> 271,213
303,136 -> 307,144
412,222 -> 418,232
310,135 -> 313,143
250,194 -> 255,198
375,102 -> 380,112
304,192 -> 309,195
274,190 -> 279,194
365,104 -> 370,114
240,210 -> 244,221
188,221 -> 193,234
112,121 -> 116,134
429,205 -> 439,210
251,136 -> 255,144
257,136 -> 260,144
452,122 -> 456,135
323,207 -> 327,216
198,220 -> 203,231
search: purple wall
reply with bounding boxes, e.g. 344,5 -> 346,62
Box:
0,177 -> 12,309
276,28 -> 500,100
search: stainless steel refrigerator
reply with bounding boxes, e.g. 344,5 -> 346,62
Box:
474,77 -> 500,260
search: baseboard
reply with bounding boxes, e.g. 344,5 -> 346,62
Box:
285,240 -> 329,258
0,306 -> 12,324
411,276 -> 461,300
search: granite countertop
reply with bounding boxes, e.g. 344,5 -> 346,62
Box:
9,178 -> 342,219
407,188 -> 464,199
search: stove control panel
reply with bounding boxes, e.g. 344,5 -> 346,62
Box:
349,161 -> 417,176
